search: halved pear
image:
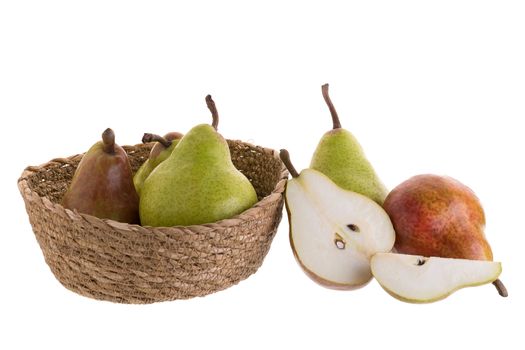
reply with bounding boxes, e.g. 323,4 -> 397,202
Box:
371,253 -> 502,303
284,167 -> 395,289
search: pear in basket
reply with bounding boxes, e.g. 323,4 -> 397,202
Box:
133,132 -> 183,196
139,95 -> 258,227
62,128 -> 140,224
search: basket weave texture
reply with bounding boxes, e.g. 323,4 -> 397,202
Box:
18,140 -> 287,304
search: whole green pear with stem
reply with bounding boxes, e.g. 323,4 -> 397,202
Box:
139,95 -> 258,227
133,132 -> 183,196
310,84 -> 387,205
62,128 -> 140,224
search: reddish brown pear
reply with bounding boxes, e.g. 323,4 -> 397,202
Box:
62,128 -> 140,224
384,174 -> 507,297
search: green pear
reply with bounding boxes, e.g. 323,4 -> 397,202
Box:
310,84 -> 387,205
133,132 -> 183,196
139,95 -> 258,227
62,128 -> 140,224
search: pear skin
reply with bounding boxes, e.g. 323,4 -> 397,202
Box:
280,149 -> 395,290
310,84 -> 387,205
384,174 -> 507,297
384,175 -> 492,260
134,132 -> 183,196
62,128 -> 140,224
139,95 -> 258,227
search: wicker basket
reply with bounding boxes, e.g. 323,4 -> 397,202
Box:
18,140 -> 288,304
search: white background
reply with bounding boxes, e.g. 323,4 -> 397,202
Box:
1,1 -> 524,349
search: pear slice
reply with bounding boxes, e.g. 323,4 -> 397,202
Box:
371,253 -> 502,303
280,150 -> 395,289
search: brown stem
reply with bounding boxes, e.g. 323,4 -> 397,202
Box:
142,133 -> 172,148
492,279 -> 508,297
205,94 -> 219,130
102,128 -> 115,154
322,83 -> 341,129
279,149 -> 299,178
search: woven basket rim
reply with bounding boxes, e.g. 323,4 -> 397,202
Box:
18,139 -> 289,233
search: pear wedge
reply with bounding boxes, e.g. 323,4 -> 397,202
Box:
280,150 -> 395,289
371,253 -> 502,303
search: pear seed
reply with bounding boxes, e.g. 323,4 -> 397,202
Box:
347,224 -> 359,232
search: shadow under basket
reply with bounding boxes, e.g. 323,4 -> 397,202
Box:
18,140 -> 288,304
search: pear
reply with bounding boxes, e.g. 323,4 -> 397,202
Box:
384,174 -> 507,297
133,132 -> 183,196
371,253 -> 502,303
310,84 -> 387,205
280,149 -> 395,289
139,95 -> 258,227
62,128 -> 140,224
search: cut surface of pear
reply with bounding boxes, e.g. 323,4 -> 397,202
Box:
285,168 -> 395,289
371,253 -> 502,303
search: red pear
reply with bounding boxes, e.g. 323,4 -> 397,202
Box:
62,128 -> 140,224
384,174 -> 507,297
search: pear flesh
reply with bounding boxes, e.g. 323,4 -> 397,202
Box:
286,168 -> 395,289
371,253 -> 502,303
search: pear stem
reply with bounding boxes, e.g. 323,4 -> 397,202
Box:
279,149 -> 299,178
206,94 -> 219,130
102,128 -> 115,154
142,133 -> 172,148
493,279 -> 508,297
322,83 -> 342,130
